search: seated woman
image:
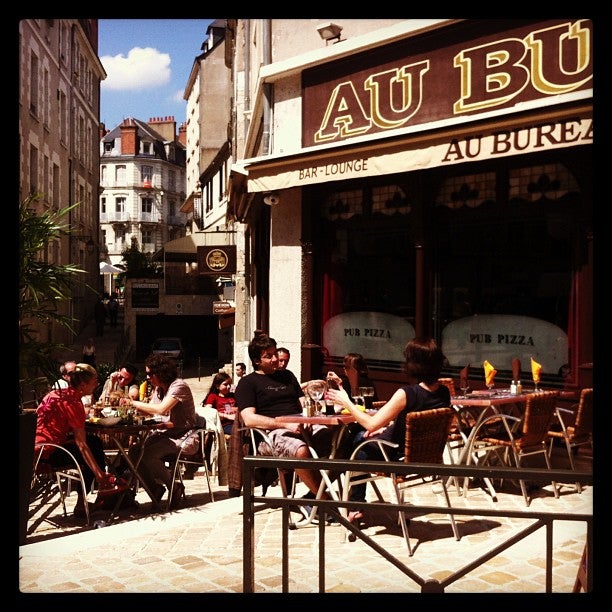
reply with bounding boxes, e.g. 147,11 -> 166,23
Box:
35,363 -> 111,517
326,337 -> 450,524
128,354 -> 197,508
338,352 -> 379,404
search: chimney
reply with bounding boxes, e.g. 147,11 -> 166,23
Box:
178,122 -> 187,146
120,118 -> 138,155
148,115 -> 176,142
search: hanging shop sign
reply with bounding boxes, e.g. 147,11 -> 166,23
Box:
197,245 -> 236,275
213,301 -> 235,315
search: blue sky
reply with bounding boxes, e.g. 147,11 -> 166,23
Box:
99,19 -> 214,131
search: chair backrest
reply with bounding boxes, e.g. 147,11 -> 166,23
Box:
438,378 -> 456,397
573,388 -> 593,438
403,407 -> 455,464
521,391 -> 559,446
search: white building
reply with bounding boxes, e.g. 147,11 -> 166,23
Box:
99,116 -> 188,270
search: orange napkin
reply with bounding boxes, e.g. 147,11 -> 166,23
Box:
531,357 -> 542,383
511,358 -> 521,382
483,360 -> 497,386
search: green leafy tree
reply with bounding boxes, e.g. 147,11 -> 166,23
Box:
19,194 -> 85,387
121,236 -> 159,276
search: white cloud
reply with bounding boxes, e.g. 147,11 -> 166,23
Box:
171,89 -> 185,103
101,47 -> 171,91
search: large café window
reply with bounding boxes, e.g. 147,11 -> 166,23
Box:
318,184 -> 415,324
432,162 -> 581,338
315,160 -> 583,359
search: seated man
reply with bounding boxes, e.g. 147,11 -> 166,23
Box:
235,333 -> 334,500
52,360 -> 77,390
99,363 -> 138,400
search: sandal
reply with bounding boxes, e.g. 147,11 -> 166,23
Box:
348,510 -> 364,524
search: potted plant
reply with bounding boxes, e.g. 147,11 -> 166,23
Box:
19,194 -> 88,544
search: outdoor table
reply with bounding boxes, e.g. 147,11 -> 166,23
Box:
85,420 -> 174,523
275,413 -> 356,525
450,391 -> 533,500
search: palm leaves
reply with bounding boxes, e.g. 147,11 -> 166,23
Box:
19,194 -> 85,385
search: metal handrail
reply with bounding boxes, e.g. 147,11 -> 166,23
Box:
242,456 -> 592,593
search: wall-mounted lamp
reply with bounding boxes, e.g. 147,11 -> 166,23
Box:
74,236 -> 96,254
316,22 -> 343,44
263,192 -> 280,206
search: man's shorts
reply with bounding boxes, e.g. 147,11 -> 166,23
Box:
257,424 -> 334,458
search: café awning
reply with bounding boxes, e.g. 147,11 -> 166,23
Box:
152,233 -> 210,262
232,104 -> 592,195
99,261 -> 125,274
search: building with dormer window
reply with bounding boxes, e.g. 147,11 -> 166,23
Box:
99,116 -> 188,267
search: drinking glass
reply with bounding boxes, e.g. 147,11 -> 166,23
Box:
307,379 -> 327,416
360,386 -> 375,410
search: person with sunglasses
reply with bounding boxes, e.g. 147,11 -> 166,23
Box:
128,354 -> 197,507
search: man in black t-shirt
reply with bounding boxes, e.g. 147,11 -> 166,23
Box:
235,333 -> 333,497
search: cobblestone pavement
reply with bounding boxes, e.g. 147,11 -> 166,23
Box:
20,447 -> 592,597
20,312 -> 593,597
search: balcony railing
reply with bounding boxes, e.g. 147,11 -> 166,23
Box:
138,212 -> 163,224
100,212 -> 131,223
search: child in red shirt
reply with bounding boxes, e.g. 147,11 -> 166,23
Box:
203,372 -> 236,435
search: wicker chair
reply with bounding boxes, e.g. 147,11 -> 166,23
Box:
342,407 -> 460,556
470,390 -> 560,506
547,387 -> 593,493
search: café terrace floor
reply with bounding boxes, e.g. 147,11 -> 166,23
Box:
19,315 -> 594,596
20,440 -> 593,597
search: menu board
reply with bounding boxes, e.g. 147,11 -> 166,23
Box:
131,283 -> 159,309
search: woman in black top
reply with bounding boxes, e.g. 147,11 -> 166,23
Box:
326,337 -> 450,521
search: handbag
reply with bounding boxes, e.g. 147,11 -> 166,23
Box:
94,475 -> 136,510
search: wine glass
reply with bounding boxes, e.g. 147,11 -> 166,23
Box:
307,379 -> 327,416
460,378 -> 469,398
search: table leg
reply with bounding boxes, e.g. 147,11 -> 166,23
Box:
104,432 -> 162,524
293,424 -> 346,527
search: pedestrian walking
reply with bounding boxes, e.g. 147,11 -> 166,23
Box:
94,297 -> 107,337
82,337 -> 96,368
108,295 -> 119,328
